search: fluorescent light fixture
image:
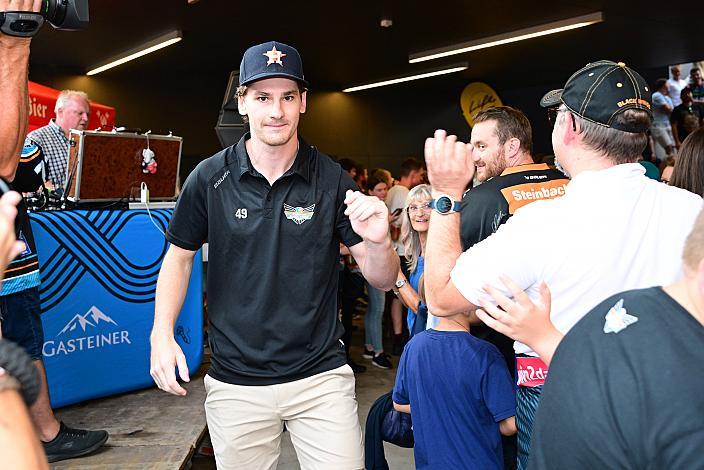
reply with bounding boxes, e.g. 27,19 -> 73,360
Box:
409,12 -> 603,63
87,30 -> 182,76
343,64 -> 468,93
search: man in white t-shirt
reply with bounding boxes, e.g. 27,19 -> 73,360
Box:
385,157 -> 423,353
422,60 -> 702,470
667,65 -> 688,106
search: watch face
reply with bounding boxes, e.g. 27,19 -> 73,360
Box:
435,196 -> 452,213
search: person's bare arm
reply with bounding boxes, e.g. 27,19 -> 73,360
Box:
393,402 -> 411,414
346,191 -> 398,290
499,416 -> 516,436
0,388 -> 49,469
423,130 -> 478,317
0,338 -> 48,469
395,272 -> 421,313
150,244 -> 196,396
0,0 -> 42,180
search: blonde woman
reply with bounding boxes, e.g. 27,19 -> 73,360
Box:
393,184 -> 433,338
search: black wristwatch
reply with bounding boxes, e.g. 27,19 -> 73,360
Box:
430,194 -> 461,215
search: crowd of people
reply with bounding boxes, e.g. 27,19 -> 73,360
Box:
0,3 -> 702,466
334,62 -> 704,469
650,65 -> 704,163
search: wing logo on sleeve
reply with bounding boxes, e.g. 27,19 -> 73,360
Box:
283,203 -> 315,225
603,299 -> 638,334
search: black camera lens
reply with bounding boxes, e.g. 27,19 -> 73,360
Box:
44,0 -> 89,31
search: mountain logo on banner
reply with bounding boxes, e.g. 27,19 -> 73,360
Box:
44,306 -> 131,358
58,306 -> 118,335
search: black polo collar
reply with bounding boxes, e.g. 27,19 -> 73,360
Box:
235,133 -> 312,183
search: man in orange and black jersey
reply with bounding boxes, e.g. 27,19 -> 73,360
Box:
460,106 -> 568,470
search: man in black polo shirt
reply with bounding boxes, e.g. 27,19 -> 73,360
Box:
460,106 -> 568,470
150,41 -> 398,469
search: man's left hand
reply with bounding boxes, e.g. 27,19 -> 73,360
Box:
344,190 -> 390,244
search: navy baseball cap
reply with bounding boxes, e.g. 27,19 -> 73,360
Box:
239,41 -> 309,88
540,60 -> 653,133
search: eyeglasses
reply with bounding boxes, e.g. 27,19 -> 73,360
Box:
547,107 -> 577,132
407,202 -> 432,213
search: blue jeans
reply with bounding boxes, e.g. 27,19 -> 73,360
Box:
0,287 -> 44,359
364,282 -> 385,352
517,384 -> 543,470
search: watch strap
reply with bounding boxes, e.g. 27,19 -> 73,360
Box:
430,195 -> 462,214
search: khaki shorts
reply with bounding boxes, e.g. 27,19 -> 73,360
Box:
204,364 -> 363,470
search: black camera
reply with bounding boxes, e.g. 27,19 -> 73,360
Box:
0,0 -> 88,38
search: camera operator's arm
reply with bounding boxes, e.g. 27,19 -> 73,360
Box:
0,387 -> 48,469
0,339 -> 48,469
0,0 -> 42,181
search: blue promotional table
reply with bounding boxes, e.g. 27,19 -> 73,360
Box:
29,209 -> 203,408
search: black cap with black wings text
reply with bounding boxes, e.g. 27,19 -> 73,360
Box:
540,60 -> 653,133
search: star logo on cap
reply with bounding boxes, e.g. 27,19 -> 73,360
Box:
263,46 -> 286,66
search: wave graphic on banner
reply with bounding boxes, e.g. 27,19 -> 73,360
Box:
31,209 -> 172,312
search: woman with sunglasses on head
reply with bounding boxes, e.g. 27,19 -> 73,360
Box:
393,184 -> 434,339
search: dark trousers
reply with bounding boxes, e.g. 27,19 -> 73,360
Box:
339,267 -> 364,358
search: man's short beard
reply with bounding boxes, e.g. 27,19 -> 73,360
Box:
481,147 -> 508,181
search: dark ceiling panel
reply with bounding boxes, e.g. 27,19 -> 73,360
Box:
28,0 -> 703,90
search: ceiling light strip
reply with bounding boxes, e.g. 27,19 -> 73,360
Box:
87,30 -> 183,76
343,65 -> 468,93
409,12 -> 603,64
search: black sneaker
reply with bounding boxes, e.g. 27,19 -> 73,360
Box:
372,353 -> 393,369
362,347 -> 375,360
347,359 -> 367,373
43,421 -> 109,463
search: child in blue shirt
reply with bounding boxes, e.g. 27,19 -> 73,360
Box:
393,311 -> 516,469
